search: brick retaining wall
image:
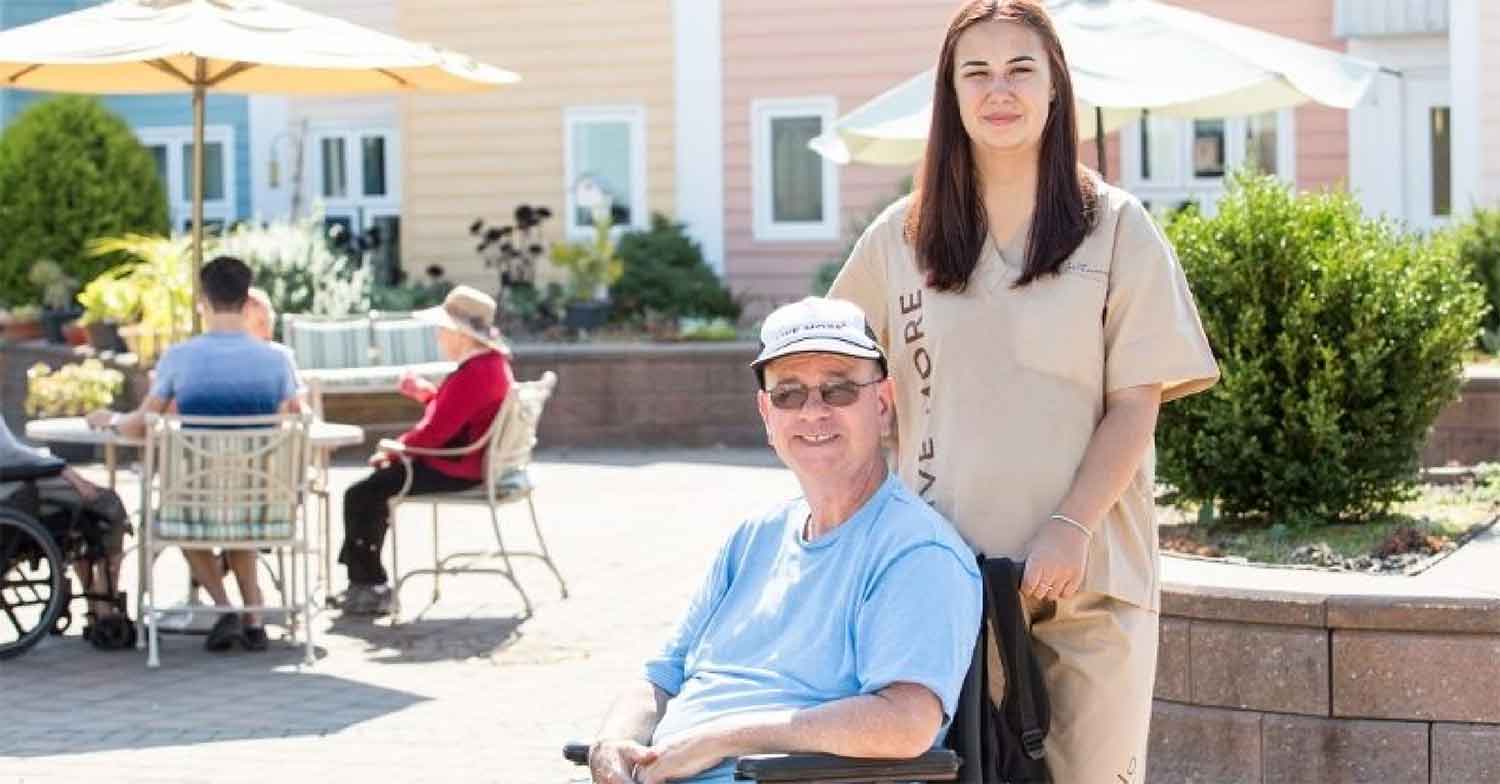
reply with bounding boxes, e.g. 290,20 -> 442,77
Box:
316,342 -> 766,448
1148,586 -> 1500,783
5,340 -> 1499,456
1423,368 -> 1500,467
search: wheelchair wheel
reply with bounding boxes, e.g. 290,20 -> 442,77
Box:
0,507 -> 66,660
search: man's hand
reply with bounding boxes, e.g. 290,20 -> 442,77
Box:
1022,517 -> 1090,602
60,467 -> 100,503
368,450 -> 393,469
638,728 -> 730,784
85,409 -> 115,430
589,739 -> 658,784
397,371 -> 437,404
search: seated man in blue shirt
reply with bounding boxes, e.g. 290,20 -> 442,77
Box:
86,255 -> 299,653
588,298 -> 983,784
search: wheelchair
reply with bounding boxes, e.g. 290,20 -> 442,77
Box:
564,558 -> 1049,783
0,456 -> 136,660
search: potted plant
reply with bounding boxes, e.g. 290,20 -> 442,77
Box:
0,304 -> 45,342
550,200 -> 623,332
87,234 -> 193,365
29,260 -> 80,344
76,268 -> 138,352
25,359 -> 125,461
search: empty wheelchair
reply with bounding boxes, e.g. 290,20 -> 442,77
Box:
1,456 -> 134,660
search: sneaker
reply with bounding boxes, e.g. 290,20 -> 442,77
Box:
204,613 -> 245,652
340,584 -> 395,617
242,625 -> 269,652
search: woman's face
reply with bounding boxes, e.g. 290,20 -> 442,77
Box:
951,20 -> 1054,156
436,326 -> 472,360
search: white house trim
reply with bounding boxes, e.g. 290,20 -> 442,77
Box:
248,95 -> 292,222
673,0 -> 725,275
1449,0 -> 1482,217
750,96 -> 840,242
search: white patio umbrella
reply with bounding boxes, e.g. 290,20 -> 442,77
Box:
810,0 -> 1384,175
0,0 -> 518,314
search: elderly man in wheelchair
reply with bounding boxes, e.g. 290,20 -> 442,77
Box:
1,414 -> 133,659
570,299 -> 983,784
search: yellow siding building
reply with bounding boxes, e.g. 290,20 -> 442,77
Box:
397,0 -> 678,291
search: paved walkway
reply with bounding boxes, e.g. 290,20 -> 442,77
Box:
3,448 -> 1495,783
1,449 -> 795,783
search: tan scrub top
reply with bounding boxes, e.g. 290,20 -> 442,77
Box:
830,182 -> 1219,611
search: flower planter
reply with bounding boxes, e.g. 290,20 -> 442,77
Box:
61,320 -> 89,347
40,307 -> 82,344
1,319 -> 44,342
563,301 -> 611,331
84,320 -> 127,353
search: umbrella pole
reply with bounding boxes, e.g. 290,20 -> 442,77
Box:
191,60 -> 206,334
1095,106 -> 1107,182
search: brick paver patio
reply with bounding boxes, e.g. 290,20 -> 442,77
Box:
5,447 -> 1496,783
1,449 -> 796,783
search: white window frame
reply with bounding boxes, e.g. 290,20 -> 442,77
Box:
306,125 -> 401,212
563,105 -> 649,239
1121,109 -> 1296,216
751,97 -> 840,242
136,125 -> 237,231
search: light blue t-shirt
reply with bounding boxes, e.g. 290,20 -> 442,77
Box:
644,473 -> 982,784
150,331 -> 298,416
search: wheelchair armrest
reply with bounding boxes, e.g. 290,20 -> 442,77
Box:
0,457 -> 66,482
734,750 -> 960,782
563,741 -> 590,766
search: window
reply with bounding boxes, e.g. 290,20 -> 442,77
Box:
1430,106 -> 1451,217
563,106 -> 647,237
1244,112 -> 1280,176
311,129 -> 397,203
752,97 -> 839,241
307,127 -> 402,284
1192,119 -> 1226,178
137,125 -> 236,232
1123,110 -> 1295,215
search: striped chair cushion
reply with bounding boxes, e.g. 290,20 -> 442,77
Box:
286,319 -> 372,370
156,515 -> 295,541
373,319 -> 442,365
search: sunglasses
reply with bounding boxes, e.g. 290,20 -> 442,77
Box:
765,378 -> 882,410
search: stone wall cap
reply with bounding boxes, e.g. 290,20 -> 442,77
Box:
510,341 -> 758,360
1326,594 -> 1500,634
1161,582 -> 1328,627
1462,364 -> 1500,385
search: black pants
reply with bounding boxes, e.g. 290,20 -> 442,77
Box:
339,461 -> 478,586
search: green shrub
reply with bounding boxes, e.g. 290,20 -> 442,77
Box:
611,213 -> 739,322
1450,207 -> 1500,352
370,280 -> 453,312
0,96 -> 168,303
1157,172 -> 1485,526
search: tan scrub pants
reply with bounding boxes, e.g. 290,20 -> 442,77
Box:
989,591 -> 1159,783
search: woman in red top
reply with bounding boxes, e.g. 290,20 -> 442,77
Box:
338,286 -> 512,616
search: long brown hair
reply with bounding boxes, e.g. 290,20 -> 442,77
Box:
905,0 -> 1098,291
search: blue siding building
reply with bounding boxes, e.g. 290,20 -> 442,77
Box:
0,0 -> 253,226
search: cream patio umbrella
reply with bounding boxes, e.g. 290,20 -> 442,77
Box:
810,0 -> 1384,176
0,0 -> 518,314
